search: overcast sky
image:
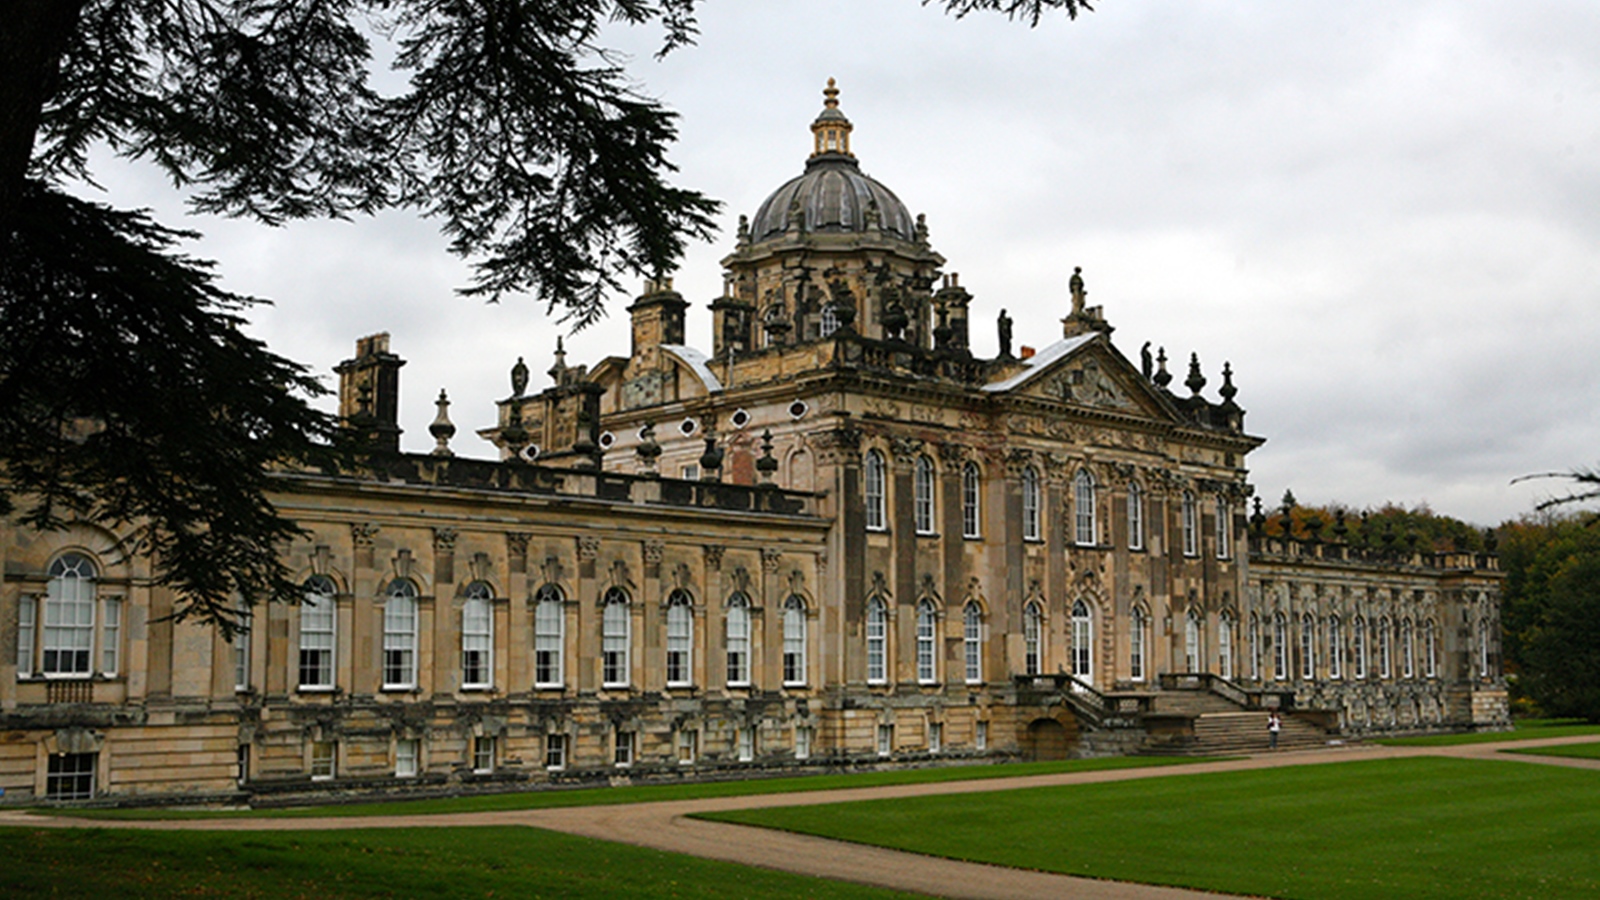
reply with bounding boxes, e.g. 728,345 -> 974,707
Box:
88,0 -> 1600,527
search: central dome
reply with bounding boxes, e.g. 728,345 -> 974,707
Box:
747,80 -> 917,243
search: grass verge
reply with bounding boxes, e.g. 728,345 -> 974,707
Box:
0,825 -> 922,899
1373,718 -> 1600,746
702,756 -> 1600,900
1503,740 -> 1600,761
42,755 -> 1216,820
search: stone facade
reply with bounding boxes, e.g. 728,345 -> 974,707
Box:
0,84 -> 1505,805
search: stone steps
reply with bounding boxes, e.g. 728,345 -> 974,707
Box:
1142,710 -> 1337,756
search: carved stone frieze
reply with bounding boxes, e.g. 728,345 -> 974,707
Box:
936,441 -> 967,463
432,527 -> 458,553
644,540 -> 665,565
888,436 -> 924,466
577,535 -> 601,561
703,544 -> 725,570
351,523 -> 380,547
761,547 -> 782,574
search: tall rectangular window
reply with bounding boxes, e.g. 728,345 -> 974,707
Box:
737,727 -> 754,762
928,722 -> 943,754
461,584 -> 493,689
310,741 -> 336,780
1127,483 -> 1145,551
534,587 -> 565,688
1181,492 -> 1199,557
726,595 -> 751,687
474,735 -> 497,773
864,450 -> 887,531
666,592 -> 693,687
602,591 -> 631,687
876,724 -> 893,757
233,630 -> 251,692
783,597 -> 807,685
975,721 -> 988,751
963,603 -> 983,684
914,457 -> 935,535
17,595 -> 36,674
866,599 -> 887,684
1023,602 -> 1043,676
299,578 -> 336,690
1425,621 -> 1438,678
544,734 -> 566,770
99,597 -> 120,675
961,463 -> 982,539
614,731 -> 635,767
1354,617 -> 1369,679
44,555 -> 95,676
1022,467 -> 1041,541
1328,617 -> 1343,680
676,729 -> 697,765
1300,614 -> 1315,679
916,601 -> 937,684
1074,469 -> 1097,546
1130,608 -> 1146,682
395,739 -> 419,778
795,725 -> 813,760
1379,618 -> 1393,679
382,581 -> 418,690
1215,496 -> 1231,559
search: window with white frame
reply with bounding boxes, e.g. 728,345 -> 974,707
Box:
975,720 -> 988,751
233,622 -> 251,692
1328,615 -> 1343,679
725,592 -> 751,686
1022,466 -> 1041,541
1130,607 -> 1147,682
461,581 -> 494,689
916,600 -> 938,683
1425,620 -> 1438,678
47,752 -> 96,800
613,730 -> 635,766
299,576 -> 336,690
1215,495 -> 1231,559
819,303 -> 840,337
666,590 -> 694,687
1218,612 -> 1234,679
1379,616 -> 1393,679
1272,613 -> 1288,680
961,461 -> 982,538
676,728 -> 697,764
1127,482 -> 1145,551
1073,469 -> 1097,546
533,584 -> 565,688
783,595 -> 807,685
1300,613 -> 1315,679
928,722 -> 942,754
1402,618 -> 1415,678
1071,600 -> 1093,680
963,602 -> 983,684
794,725 -> 812,760
1353,615 -> 1368,679
601,587 -> 631,687
382,579 -> 418,690
737,727 -> 754,762
474,735 -> 497,772
44,553 -> 96,676
16,595 -> 36,675
1478,618 -> 1490,677
100,596 -> 120,676
914,456 -> 936,535
866,597 -> 888,684
1181,491 -> 1199,557
310,740 -> 336,780
876,723 -> 893,757
864,450 -> 887,531
1184,609 -> 1202,672
1249,613 -> 1261,680
395,738 -> 419,777
1023,601 -> 1043,676
544,734 -> 565,770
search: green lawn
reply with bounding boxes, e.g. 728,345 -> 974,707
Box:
1373,718 -> 1600,747
702,757 -> 1600,900
50,755 -> 1214,820
1503,740 -> 1600,761
0,825 -> 921,899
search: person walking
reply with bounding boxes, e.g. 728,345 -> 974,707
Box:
1268,711 -> 1282,750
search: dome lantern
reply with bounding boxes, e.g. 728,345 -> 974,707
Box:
810,77 -> 854,159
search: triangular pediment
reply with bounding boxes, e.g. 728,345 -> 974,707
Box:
984,334 -> 1177,422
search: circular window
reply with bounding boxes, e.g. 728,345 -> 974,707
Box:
522,444 -> 542,461
598,431 -> 616,450
679,418 -> 699,436
788,400 -> 809,420
730,408 -> 751,429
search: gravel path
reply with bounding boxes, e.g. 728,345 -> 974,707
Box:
3,735 -> 1597,899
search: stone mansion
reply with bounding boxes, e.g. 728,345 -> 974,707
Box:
0,84 -> 1507,805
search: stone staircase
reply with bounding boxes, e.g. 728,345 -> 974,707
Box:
1136,685 -> 1340,756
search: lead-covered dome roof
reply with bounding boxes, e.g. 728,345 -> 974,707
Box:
747,79 -> 917,243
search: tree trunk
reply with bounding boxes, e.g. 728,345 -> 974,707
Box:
0,0 -> 88,226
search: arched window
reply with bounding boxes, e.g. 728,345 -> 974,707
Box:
1184,609 -> 1202,672
1021,466 -> 1041,541
1424,619 -> 1438,678
914,456 -> 936,535
1248,613 -> 1261,680
1182,491 -> 1199,557
1127,482 -> 1145,551
299,576 -> 336,689
783,595 -> 808,685
916,599 -> 938,683
1023,601 -> 1044,676
383,579 -> 418,689
1401,618 -> 1415,679
1378,615 -> 1393,679
1215,495 -> 1231,559
1071,600 -> 1093,680
1300,613 -> 1315,680
1130,606 -> 1148,682
666,590 -> 694,687
43,553 -> 97,676
819,303 -> 840,338
461,581 -> 494,689
963,602 -> 983,684
1074,469 -> 1097,546
725,592 -> 751,686
864,450 -> 887,531
961,462 -> 982,538
1353,615 -> 1368,679
601,587 -> 631,688
1272,612 -> 1288,680
533,584 -> 565,688
1327,615 -> 1343,680
866,597 -> 888,684
1218,611 -> 1234,680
